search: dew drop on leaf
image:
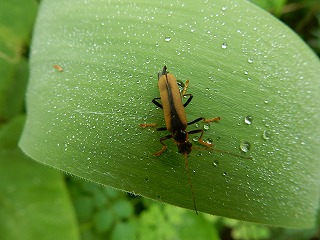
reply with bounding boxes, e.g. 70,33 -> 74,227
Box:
164,36 -> 171,42
203,123 -> 210,130
212,160 -> 219,167
244,115 -> 253,125
221,42 -> 227,49
262,130 -> 270,140
240,140 -> 251,153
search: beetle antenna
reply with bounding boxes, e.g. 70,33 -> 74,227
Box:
210,148 -> 252,160
184,154 -> 198,215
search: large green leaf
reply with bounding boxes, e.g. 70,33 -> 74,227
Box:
19,0 -> 320,228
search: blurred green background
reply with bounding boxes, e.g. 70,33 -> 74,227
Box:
1,0 -> 319,239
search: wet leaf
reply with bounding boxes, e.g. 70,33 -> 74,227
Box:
19,0 -> 320,228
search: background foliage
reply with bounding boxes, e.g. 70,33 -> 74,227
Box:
1,0 -> 319,239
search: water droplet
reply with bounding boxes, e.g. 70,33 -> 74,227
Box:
262,130 -> 270,140
222,6 -> 227,11
203,123 -> 210,130
244,70 -> 249,75
212,160 -> 219,167
221,42 -> 227,49
164,36 -> 171,42
248,58 -> 254,64
223,172 -> 228,176
244,116 -> 253,125
240,140 -> 251,153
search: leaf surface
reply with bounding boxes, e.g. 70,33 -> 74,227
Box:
19,0 -> 320,227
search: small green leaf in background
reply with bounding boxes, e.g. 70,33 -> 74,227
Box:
223,218 -> 270,240
0,116 -> 79,240
138,201 -> 219,240
0,0 -> 37,122
19,0 -> 320,228
67,177 -> 136,240
250,0 -> 287,17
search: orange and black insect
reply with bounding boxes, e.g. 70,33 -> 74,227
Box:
140,66 -> 221,156
140,65 -> 221,213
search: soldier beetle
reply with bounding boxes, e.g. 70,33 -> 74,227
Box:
140,66 -> 249,214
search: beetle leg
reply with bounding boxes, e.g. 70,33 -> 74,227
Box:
139,123 -> 157,128
187,118 -> 203,125
188,130 -> 252,159
186,117 -> 221,147
181,79 -> 190,96
203,117 -> 221,123
183,94 -> 193,107
188,129 -> 212,147
187,117 -> 220,126
153,134 -> 172,156
181,79 -> 193,108
140,97 -> 165,128
152,97 -> 163,109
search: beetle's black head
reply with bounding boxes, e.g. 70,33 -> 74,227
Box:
177,141 -> 192,155
173,130 -> 192,155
